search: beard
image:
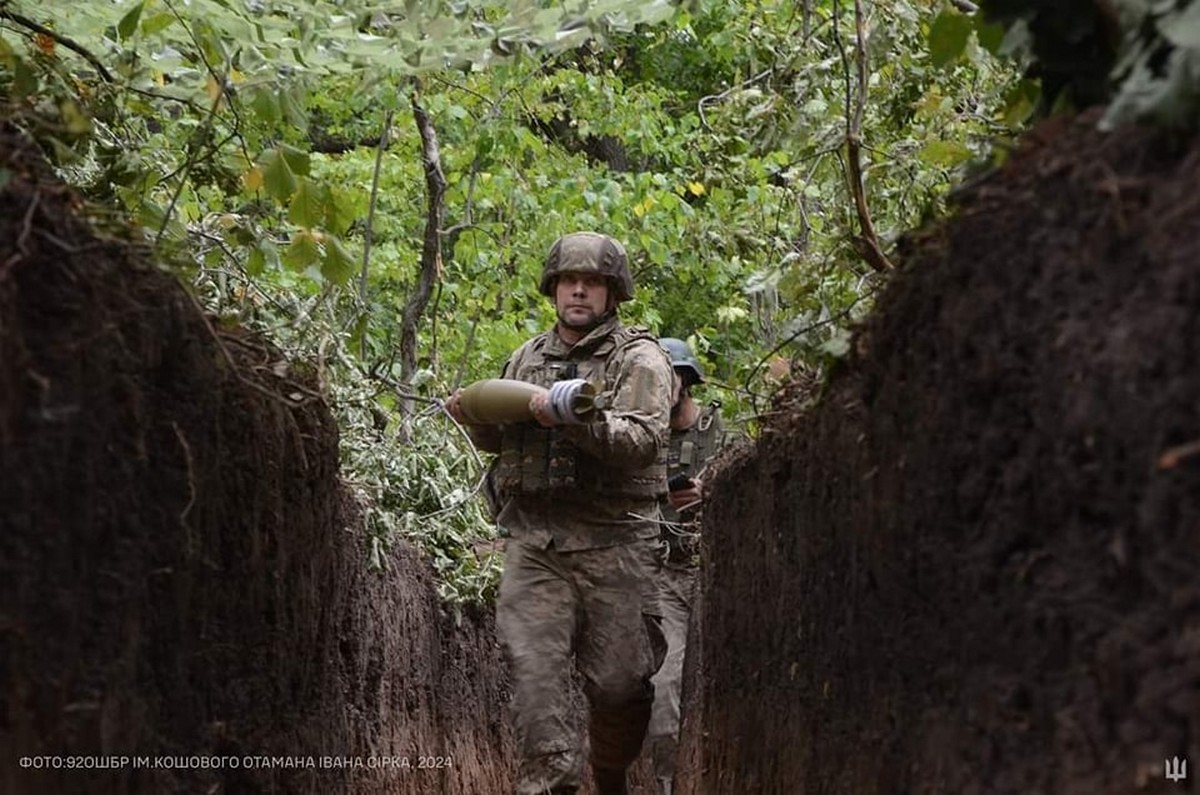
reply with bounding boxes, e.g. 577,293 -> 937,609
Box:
556,305 -> 607,333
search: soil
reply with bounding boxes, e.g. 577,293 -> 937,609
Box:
6,101 -> 1200,795
677,109 -> 1200,793
0,124 -> 514,794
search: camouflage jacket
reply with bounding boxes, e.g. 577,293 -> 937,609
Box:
661,401 -> 725,567
492,315 -> 674,552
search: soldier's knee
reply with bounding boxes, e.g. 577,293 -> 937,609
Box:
585,671 -> 654,708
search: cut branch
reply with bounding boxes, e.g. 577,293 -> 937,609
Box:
400,84 -> 447,390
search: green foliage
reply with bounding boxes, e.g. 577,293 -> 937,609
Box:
0,0 -> 1026,603
977,1 -> 1120,113
336,379 -> 503,605
1102,1 -> 1200,130
928,9 -> 975,68
979,0 -> 1200,131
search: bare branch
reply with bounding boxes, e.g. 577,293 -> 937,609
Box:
357,108 -> 394,358
833,0 -> 894,273
400,83 -> 447,390
698,67 -> 774,132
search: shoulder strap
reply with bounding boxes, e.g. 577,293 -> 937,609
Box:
502,330 -> 553,378
593,323 -> 658,359
614,324 -> 658,347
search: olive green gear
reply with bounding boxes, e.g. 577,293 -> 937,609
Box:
539,232 -> 634,302
658,337 -> 704,385
457,378 -> 607,425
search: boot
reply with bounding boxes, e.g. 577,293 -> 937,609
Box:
593,767 -> 628,795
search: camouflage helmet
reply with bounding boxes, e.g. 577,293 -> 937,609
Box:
659,337 -> 705,385
539,232 -> 634,302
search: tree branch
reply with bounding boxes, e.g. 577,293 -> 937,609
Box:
0,9 -> 114,82
833,0 -> 893,273
357,109 -> 394,358
697,67 -> 774,132
400,84 -> 447,390
154,71 -> 227,247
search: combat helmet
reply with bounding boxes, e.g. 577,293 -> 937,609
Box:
660,337 -> 705,385
539,232 -> 634,302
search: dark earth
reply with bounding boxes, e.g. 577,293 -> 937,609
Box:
0,124 -> 513,794
3,105 -> 1199,794
677,109 -> 1200,794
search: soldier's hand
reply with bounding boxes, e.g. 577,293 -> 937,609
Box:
528,392 -> 559,428
668,477 -> 703,510
446,388 -> 468,424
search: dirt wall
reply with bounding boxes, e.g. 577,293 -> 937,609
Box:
678,111 -> 1200,794
0,125 -> 514,794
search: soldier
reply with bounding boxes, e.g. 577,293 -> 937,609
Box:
646,337 -> 725,795
446,232 -> 672,795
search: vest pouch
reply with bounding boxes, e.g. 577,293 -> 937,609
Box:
495,424 -> 577,493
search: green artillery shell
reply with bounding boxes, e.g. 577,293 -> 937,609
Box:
458,379 -> 549,424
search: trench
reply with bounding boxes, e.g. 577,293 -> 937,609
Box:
4,111 -> 1199,795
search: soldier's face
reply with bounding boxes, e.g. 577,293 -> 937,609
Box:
554,272 -> 609,329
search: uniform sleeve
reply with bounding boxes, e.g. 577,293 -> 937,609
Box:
558,338 -> 672,468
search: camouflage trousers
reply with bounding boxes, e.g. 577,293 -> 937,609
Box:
646,565 -> 695,785
497,537 -> 666,794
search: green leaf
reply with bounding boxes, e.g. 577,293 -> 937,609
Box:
322,235 -> 357,285
288,178 -> 326,228
261,149 -> 297,202
141,12 -> 174,36
60,100 -> 92,135
349,313 -> 371,360
245,238 -> 280,277
279,144 -> 311,177
283,231 -> 321,272
324,186 -> 357,235
9,54 -> 38,99
928,11 -> 972,69
138,200 -> 185,241
1001,79 -> 1039,127
974,18 -> 1005,56
280,86 -> 309,132
475,131 -> 494,160
118,2 -> 144,40
250,87 -> 281,125
246,245 -> 266,277
918,139 -> 972,168
193,19 -> 227,69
